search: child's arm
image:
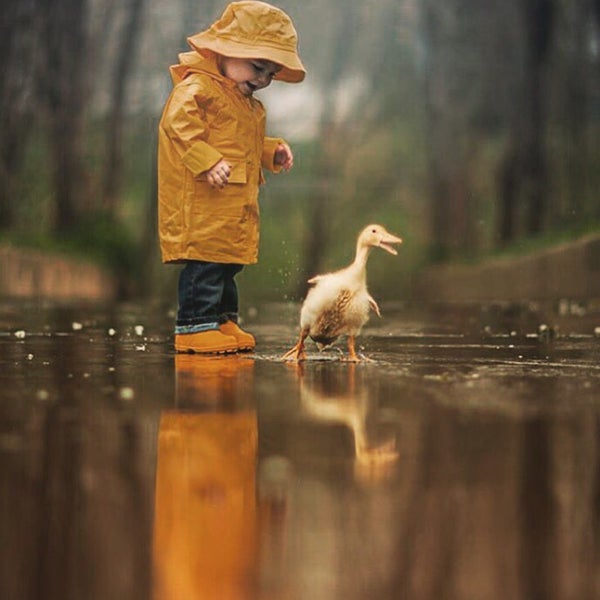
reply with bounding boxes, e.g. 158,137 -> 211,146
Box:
205,159 -> 231,189
262,137 -> 293,173
274,142 -> 294,171
208,141 -> 291,188
161,82 -> 223,179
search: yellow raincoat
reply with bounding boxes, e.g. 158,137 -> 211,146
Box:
157,2 -> 305,265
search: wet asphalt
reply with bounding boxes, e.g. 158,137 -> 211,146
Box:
1,299 -> 599,599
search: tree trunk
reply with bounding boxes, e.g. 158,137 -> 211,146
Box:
295,7 -> 358,297
522,0 -> 554,236
37,0 -> 90,233
0,0 -> 38,230
101,0 -> 147,216
496,0 -> 554,244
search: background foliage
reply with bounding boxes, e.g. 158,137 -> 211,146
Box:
1,0 -> 599,303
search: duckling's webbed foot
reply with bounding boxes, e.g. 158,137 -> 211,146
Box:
281,329 -> 308,362
343,335 -> 362,362
281,343 -> 306,361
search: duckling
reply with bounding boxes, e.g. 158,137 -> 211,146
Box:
282,224 -> 402,362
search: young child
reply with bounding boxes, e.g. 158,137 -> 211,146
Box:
158,1 -> 305,354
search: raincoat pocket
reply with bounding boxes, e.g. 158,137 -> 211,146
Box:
196,159 -> 247,184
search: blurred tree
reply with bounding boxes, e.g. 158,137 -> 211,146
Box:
421,0 -> 482,260
548,0 -> 598,227
1,0 -> 599,299
294,2 -> 360,296
0,0 -> 38,230
501,0 -> 555,242
36,0 -> 90,233
101,0 -> 148,216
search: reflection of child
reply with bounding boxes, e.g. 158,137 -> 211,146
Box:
158,1 -> 305,354
153,410 -> 258,598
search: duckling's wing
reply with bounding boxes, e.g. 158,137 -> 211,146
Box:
307,274 -> 326,285
311,289 -> 354,340
368,294 -> 381,317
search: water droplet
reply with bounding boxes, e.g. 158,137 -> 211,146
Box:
119,387 -> 135,401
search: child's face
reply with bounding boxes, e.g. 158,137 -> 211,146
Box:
218,57 -> 281,96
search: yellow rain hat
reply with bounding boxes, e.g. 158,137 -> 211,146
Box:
187,1 -> 306,83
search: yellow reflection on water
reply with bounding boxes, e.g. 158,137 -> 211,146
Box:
153,355 -> 257,600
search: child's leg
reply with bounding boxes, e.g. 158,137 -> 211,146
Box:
218,264 -> 255,351
175,261 -> 239,353
219,264 -> 244,323
176,261 -> 227,334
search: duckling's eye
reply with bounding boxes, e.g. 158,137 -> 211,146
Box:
371,228 -> 377,233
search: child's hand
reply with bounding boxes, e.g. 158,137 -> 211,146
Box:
274,142 -> 294,171
206,159 -> 231,189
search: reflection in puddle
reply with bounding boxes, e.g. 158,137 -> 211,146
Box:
290,363 -> 399,482
174,354 -> 255,409
4,301 -> 598,599
153,356 -> 257,599
153,357 -> 402,599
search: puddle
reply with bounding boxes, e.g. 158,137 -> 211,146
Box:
1,300 -> 600,599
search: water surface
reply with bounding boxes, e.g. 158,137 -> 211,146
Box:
1,300 -> 599,599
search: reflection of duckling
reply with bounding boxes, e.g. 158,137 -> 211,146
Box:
292,364 -> 398,475
283,225 -> 402,362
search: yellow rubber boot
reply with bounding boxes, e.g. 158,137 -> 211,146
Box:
175,330 -> 238,354
219,321 -> 256,351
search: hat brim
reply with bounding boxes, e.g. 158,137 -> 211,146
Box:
188,32 -> 306,83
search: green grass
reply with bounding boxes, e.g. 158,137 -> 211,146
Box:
488,221 -> 600,262
0,213 -> 138,276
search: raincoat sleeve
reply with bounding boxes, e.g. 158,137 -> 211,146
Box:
261,136 -> 286,173
161,82 -> 223,177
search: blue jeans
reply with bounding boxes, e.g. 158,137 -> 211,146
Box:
175,261 -> 243,334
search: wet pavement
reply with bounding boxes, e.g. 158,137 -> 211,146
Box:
1,299 -> 600,600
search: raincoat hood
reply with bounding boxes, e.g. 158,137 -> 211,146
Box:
169,50 -> 222,85
187,1 -> 305,83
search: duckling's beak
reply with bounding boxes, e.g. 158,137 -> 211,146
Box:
378,233 -> 403,255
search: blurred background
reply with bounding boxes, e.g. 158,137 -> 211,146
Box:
1,0 -> 599,304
